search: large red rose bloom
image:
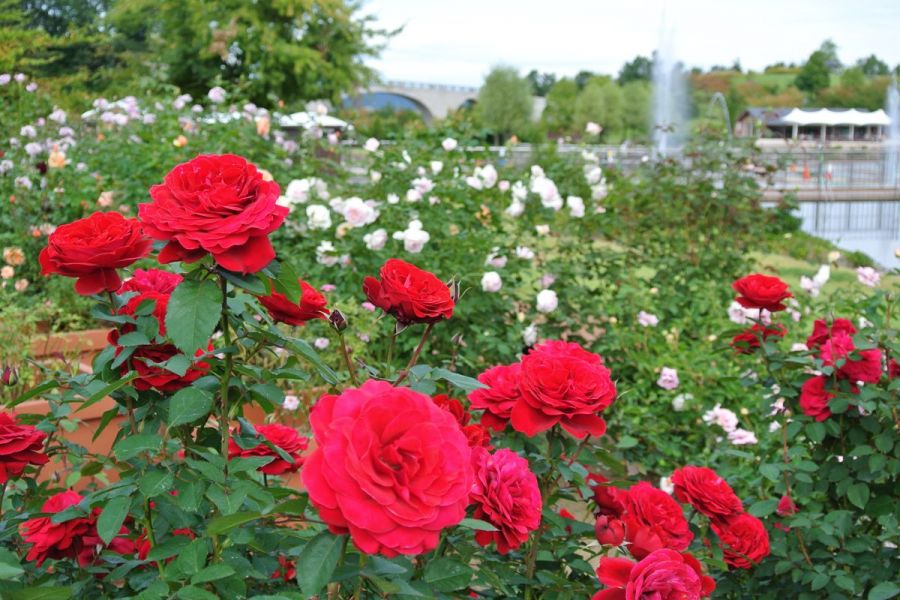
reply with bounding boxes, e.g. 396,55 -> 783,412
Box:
711,513 -> 771,570
362,259 -> 454,324
258,279 -> 329,326
140,154 -> 287,274
671,466 -> 743,519
118,268 -> 183,295
798,375 -> 839,422
621,482 -> 693,559
820,332 -> 883,384
806,318 -> 857,350
302,380 -> 473,556
469,447 -> 542,554
511,341 -> 616,439
228,423 -> 308,475
732,273 -> 792,312
39,211 -> 152,295
593,549 -> 715,600
468,363 -> 522,431
0,413 -> 49,483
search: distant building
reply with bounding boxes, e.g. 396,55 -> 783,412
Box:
735,107 -> 891,141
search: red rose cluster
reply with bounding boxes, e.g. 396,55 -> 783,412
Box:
228,423 -> 308,475
20,490 -> 133,566
590,465 -> 770,598
469,341 -> 617,439
0,412 -> 48,483
108,269 -> 211,392
799,318 -> 885,421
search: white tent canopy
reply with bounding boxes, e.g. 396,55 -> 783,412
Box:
278,112 -> 348,130
780,108 -> 891,127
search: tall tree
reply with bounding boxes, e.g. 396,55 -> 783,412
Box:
856,54 -> 889,76
541,77 -> 578,135
795,50 -> 831,94
477,66 -> 533,144
617,55 -> 652,84
109,0 -> 390,104
817,39 -> 841,71
526,70 -> 557,96
573,76 -> 624,140
621,80 -> 650,139
574,70 -> 594,90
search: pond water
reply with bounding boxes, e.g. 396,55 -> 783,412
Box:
794,200 -> 900,270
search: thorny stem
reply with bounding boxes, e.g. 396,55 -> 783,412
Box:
338,333 -> 360,386
219,277 -> 233,471
394,323 -> 434,386
108,291 -> 137,434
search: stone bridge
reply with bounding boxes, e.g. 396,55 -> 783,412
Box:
354,80 -> 480,122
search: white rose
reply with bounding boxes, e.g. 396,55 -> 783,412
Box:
566,195 -> 585,218
370,170 -> 382,183
363,137 -> 380,152
442,137 -> 458,151
536,289 -> 558,313
430,161 -> 443,174
341,197 -> 378,227
585,121 -> 602,135
506,200 -> 525,217
406,188 -> 422,202
515,246 -> 535,260
306,204 -> 332,230
207,86 -> 226,103
393,220 -> 430,253
363,228 -> 388,250
481,271 -> 502,293
523,324 -> 538,346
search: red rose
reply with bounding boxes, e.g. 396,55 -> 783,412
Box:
467,363 -> 521,431
108,291 -> 210,392
119,268 -> 183,295
511,341 -> 616,439
732,274 -> 792,312
461,423 -> 493,449
621,482 -> 693,559
595,515 -> 626,546
587,473 -> 627,517
362,259 -> 454,324
258,279 -> 329,326
593,549 -> 714,600
0,412 -> 49,483
806,318 -> 856,350
889,358 -> 899,380
432,394 -> 470,427
140,154 -> 287,273
671,466 -> 743,519
228,423 -> 308,475
20,491 -> 98,566
302,380 -> 473,556
126,343 -> 211,392
39,211 -> 152,295
730,324 -> 786,354
798,375 -> 839,421
469,447 -> 542,554
820,332 -> 883,383
776,494 -> 797,516
272,555 -> 297,582
711,513 -> 771,569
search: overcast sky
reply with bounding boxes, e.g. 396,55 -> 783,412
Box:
361,0 -> 900,86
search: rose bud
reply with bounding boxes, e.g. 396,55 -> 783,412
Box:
595,515 -> 625,546
451,333 -> 465,346
448,278 -> 461,304
2,366 -> 18,386
329,308 -> 348,332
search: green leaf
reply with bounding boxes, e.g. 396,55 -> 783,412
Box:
77,372 -> 138,413
748,499 -> 779,517
759,463 -> 780,482
173,539 -> 208,575
285,338 -> 338,384
869,582 -> 900,600
206,511 -> 262,535
847,482 -> 870,508
167,387 -> 214,427
147,535 -> 193,562
616,435 -> 639,449
97,496 -> 131,545
458,518 -> 498,531
295,533 -> 345,597
10,379 -> 60,406
7,587 -> 73,600
166,279 -> 223,354
217,269 -> 268,295
139,470 -> 174,498
163,353 -> 192,376
805,421 -> 826,443
114,433 -> 162,461
116,331 -> 151,346
424,558 -> 472,592
432,367 -> 487,392
270,260 -> 302,304
0,548 -> 24,580
191,564 -> 235,584
176,587 -> 219,600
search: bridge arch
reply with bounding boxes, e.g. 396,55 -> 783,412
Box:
345,91 -> 434,122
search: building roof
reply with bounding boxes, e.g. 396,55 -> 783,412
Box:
776,108 -> 890,127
